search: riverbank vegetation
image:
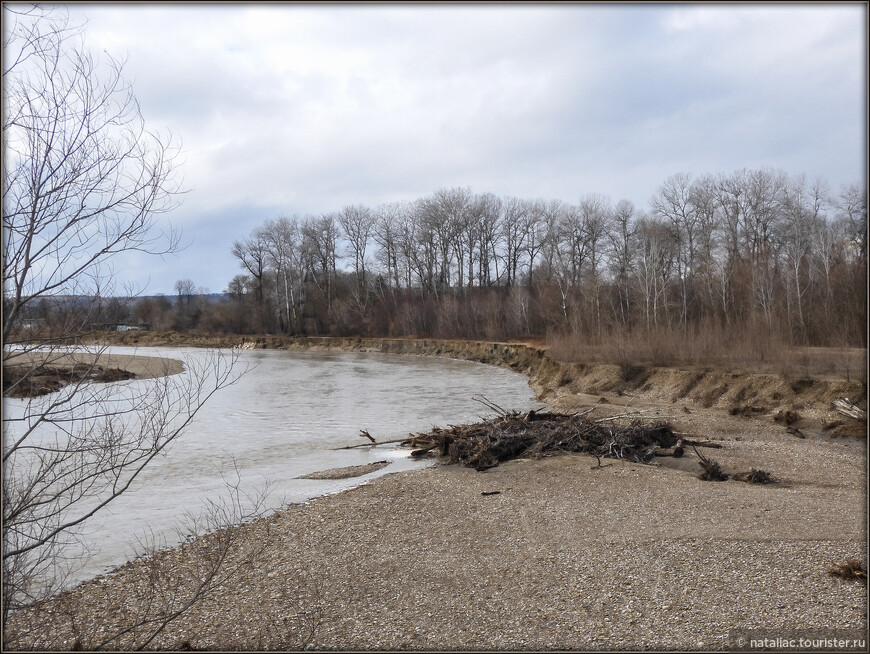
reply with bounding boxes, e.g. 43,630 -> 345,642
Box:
14,172 -> 863,381
214,174 -> 866,350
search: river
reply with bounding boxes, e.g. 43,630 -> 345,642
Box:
3,346 -> 539,589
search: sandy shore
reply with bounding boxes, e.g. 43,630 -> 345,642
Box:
297,461 -> 392,480
5,394 -> 866,650
3,348 -> 184,380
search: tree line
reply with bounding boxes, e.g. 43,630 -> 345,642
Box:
192,169 -> 863,347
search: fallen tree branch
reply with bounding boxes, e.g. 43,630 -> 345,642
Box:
833,398 -> 866,421
332,436 -> 409,450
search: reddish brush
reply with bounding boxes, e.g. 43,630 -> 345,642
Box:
827,559 -> 867,583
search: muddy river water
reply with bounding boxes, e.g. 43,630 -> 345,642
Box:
4,346 -> 539,588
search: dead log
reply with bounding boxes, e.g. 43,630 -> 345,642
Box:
410,443 -> 439,458
332,436 -> 408,450
654,439 -> 685,458
681,439 -> 723,449
833,398 -> 866,421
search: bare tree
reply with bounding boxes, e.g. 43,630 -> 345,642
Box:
2,5 -> 246,638
173,279 -> 197,329
524,200 -> 548,285
472,193 -> 503,287
650,174 -> 700,329
689,175 -> 725,321
407,200 -> 441,295
224,169 -> 865,345
373,202 -> 407,289
261,217 -> 303,334
779,175 -> 825,337
833,182 -> 867,264
300,213 -> 339,329
607,199 -> 638,328
231,231 -> 271,330
549,203 -> 587,327
578,193 -> 612,335
3,7 -> 182,345
501,197 -> 533,287
337,204 -> 376,314
634,217 -> 678,330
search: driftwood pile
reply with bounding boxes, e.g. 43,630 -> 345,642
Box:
344,403 -> 774,482
400,408 -> 710,472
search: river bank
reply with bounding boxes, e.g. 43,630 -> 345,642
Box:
5,333 -> 867,650
93,331 -> 867,433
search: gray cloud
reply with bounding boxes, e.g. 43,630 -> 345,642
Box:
60,3 -> 865,294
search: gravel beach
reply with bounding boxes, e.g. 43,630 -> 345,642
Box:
5,395 -> 866,651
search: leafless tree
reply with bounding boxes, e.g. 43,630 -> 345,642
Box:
472,193 -> 503,287
833,182 -> 867,264
607,199 -> 638,328
231,231 -> 270,329
501,197 -> 533,287
229,171 -> 865,345
524,200 -> 548,285
173,279 -> 197,329
548,203 -> 588,327
650,173 -> 700,329
2,5 -> 248,640
688,175 -> 725,320
373,202 -> 408,289
406,200 -> 440,295
337,204 -> 376,312
634,217 -> 678,329
3,6 -> 182,346
578,193 -> 612,335
301,213 -> 339,326
778,175 -> 825,336
261,216 -> 303,333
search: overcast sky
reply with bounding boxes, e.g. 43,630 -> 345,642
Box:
57,3 -> 867,296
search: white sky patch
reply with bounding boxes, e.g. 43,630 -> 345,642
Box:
17,2 -> 865,294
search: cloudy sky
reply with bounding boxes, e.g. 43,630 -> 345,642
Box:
55,3 -> 868,295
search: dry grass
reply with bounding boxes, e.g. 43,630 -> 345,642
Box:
547,325 -> 866,383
